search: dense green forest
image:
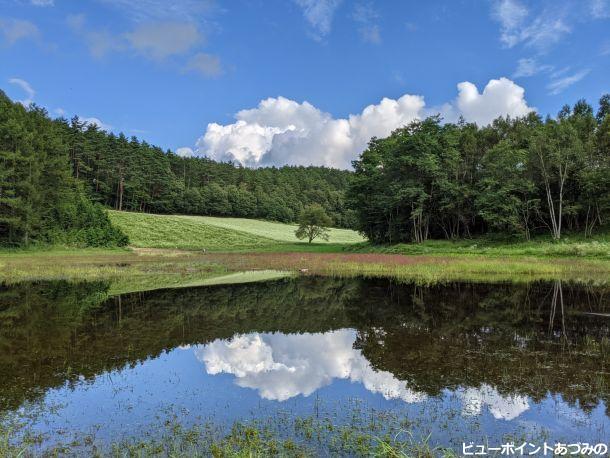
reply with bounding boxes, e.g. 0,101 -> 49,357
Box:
348,96 -> 610,242
0,92 -> 127,247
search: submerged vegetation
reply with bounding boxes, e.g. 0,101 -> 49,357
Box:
0,411 -> 460,457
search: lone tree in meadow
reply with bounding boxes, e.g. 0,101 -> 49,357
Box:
295,204 -> 332,243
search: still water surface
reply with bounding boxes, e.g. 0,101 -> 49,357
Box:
1,277 -> 609,453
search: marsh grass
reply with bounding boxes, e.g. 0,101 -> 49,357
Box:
354,233 -> 610,259
0,247 -> 608,287
204,252 -> 610,285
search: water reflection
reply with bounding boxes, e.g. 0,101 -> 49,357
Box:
0,277 -> 608,449
195,329 -> 427,403
459,384 -> 529,420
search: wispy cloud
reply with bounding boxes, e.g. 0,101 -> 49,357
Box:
293,0 -> 342,41
491,0 -> 570,52
184,52 -> 223,77
96,0 -> 218,22
0,17 -> 40,45
125,21 -> 202,60
68,14 -> 204,61
492,0 -> 528,47
547,69 -> 590,95
513,57 -> 553,78
30,0 -> 54,6
66,14 -> 124,58
8,77 -> 35,106
590,0 -> 610,18
66,6 -> 224,75
352,2 -> 381,44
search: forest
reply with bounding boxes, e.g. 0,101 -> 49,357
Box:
0,90 -> 353,246
0,92 -> 127,247
1,89 -> 609,247
348,96 -> 610,243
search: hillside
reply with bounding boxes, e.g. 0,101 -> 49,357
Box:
108,211 -> 364,251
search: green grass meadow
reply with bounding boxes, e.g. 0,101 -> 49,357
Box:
108,210 -> 365,251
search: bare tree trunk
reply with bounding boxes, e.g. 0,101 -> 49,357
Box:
117,176 -> 124,211
538,150 -> 562,240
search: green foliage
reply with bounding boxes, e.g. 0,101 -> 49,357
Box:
0,91 -> 127,247
348,96 -> 610,243
295,204 -> 333,243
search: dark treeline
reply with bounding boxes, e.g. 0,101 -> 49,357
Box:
0,92 -> 127,247
348,96 -> 610,243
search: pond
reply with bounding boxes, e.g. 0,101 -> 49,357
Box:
1,277 -> 609,455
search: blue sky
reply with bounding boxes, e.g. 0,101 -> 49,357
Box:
1,0 -> 609,168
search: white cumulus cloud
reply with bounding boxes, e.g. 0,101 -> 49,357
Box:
194,329 -> 427,403
194,78 -> 534,169
81,117 -> 112,131
453,77 -> 533,126
176,147 -> 194,157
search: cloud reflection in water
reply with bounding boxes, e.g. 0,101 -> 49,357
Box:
193,329 -> 530,421
194,329 -> 426,403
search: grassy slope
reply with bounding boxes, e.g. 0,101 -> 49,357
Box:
179,214 -> 365,244
108,210 -> 364,251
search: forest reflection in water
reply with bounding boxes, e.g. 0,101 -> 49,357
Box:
0,276 -> 608,450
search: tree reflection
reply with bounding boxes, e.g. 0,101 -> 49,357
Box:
0,277 -> 608,417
